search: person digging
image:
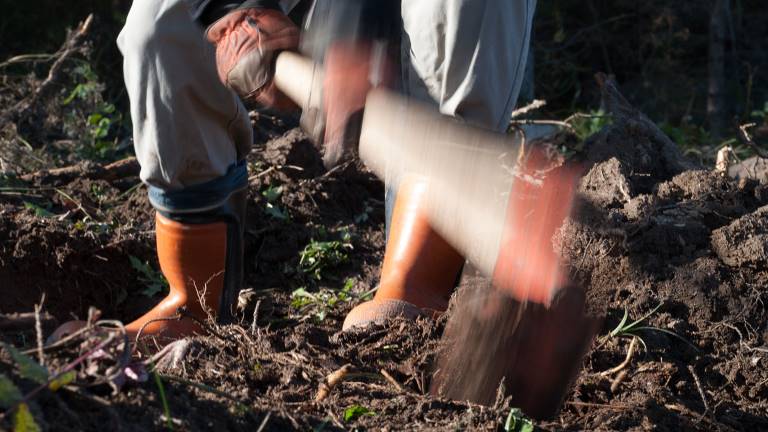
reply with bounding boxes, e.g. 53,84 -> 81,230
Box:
51,0 -> 538,342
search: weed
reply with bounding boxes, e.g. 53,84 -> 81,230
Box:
22,201 -> 54,218
0,343 -> 77,431
62,64 -> 124,161
12,403 -> 40,432
569,109 -> 612,141
262,185 -> 288,221
291,278 -> 356,322
343,405 -> 375,422
354,200 -> 375,224
152,372 -> 173,430
504,408 -> 534,432
608,303 -> 697,352
751,101 -> 768,125
129,255 -> 169,297
298,230 -> 353,281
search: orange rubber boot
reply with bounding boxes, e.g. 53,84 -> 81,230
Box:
343,177 -> 465,330
48,191 -> 246,346
123,188 -> 246,342
123,213 -> 228,340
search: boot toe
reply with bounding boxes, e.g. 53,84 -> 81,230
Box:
342,298 -> 425,331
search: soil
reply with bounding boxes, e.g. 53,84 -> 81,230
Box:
2,73 -> 768,432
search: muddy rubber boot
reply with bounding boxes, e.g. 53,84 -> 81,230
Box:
124,189 -> 246,341
343,177 -> 465,330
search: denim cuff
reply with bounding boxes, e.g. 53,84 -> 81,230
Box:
148,160 -> 248,213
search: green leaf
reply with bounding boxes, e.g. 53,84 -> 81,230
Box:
504,408 -> 534,432
262,185 -> 282,203
3,344 -> 49,384
609,308 -> 630,337
48,371 -> 77,391
0,374 -> 23,409
265,202 -> 288,220
129,255 -> 168,297
343,405 -> 375,422
23,201 -> 54,218
14,403 -> 41,432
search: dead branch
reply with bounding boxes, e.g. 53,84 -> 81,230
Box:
737,122 -> 768,159
11,14 -> 94,122
19,156 -> 139,185
0,312 -> 56,331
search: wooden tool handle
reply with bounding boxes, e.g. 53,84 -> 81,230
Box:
273,51 -> 324,112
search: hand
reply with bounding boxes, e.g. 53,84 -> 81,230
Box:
207,8 -> 300,110
319,41 -> 394,169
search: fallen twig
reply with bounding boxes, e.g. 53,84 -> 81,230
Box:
566,401 -> 631,410
315,364 -> 352,402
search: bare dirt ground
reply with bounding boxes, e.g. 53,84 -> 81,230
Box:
1,31 -> 768,432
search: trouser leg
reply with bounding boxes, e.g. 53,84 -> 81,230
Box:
400,0 -> 537,132
117,0 -> 252,201
385,0 -> 536,232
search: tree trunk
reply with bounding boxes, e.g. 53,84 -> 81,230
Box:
708,0 -> 730,139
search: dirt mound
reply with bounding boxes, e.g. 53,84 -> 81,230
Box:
548,79 -> 768,430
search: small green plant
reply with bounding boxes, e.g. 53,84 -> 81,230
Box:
354,200 -> 374,224
62,64 -> 123,161
152,372 -> 173,430
608,303 -> 696,352
262,185 -> 288,220
298,230 -> 353,281
22,201 -> 54,218
0,344 -> 78,431
129,255 -> 169,297
751,101 -> 768,125
291,278 -> 356,322
343,405 -> 375,422
504,408 -> 534,432
569,109 -> 612,141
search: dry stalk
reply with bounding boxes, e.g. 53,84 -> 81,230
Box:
315,364 -> 353,402
380,369 -> 405,393
34,294 -> 46,366
687,364 -> 709,414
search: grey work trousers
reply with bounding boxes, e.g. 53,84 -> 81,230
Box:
118,0 -> 536,212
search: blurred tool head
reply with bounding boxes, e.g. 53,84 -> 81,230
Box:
298,0 -> 399,168
431,282 -> 600,419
